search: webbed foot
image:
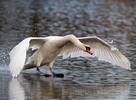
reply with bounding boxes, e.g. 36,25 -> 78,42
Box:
43,72 -> 64,78
53,73 -> 64,78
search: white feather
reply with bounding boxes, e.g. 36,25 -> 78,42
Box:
9,36 -> 51,77
59,36 -> 131,70
9,37 -> 47,77
9,38 -> 32,77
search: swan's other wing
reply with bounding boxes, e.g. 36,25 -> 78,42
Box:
9,37 -> 46,77
59,36 -> 131,70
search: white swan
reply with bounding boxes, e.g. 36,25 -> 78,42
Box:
9,35 -> 131,77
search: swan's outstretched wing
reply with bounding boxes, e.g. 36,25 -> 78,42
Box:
59,36 -> 131,70
9,37 -> 46,77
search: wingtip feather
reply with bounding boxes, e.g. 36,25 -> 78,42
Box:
9,38 -> 31,77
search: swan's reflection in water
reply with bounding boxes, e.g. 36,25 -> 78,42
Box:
9,79 -> 25,100
9,75 -> 130,100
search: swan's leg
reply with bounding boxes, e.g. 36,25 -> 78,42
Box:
35,54 -> 45,75
43,60 -> 55,77
28,50 -> 43,73
47,60 -> 64,78
42,60 -> 56,77
36,67 -> 44,74
49,60 -> 55,75
23,52 -> 44,75
23,64 -> 45,75
36,67 -> 40,72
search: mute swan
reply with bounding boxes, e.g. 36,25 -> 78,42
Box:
9,34 -> 131,77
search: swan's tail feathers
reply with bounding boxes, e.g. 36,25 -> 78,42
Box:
9,38 -> 32,78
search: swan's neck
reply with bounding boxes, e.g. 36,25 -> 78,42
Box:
66,35 -> 86,51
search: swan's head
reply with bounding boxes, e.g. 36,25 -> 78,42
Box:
85,45 -> 93,55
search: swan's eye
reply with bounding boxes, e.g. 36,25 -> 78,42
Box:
85,46 -> 93,55
85,46 -> 90,50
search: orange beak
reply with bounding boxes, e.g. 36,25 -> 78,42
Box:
86,49 -> 93,55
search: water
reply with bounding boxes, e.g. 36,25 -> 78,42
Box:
0,0 -> 136,100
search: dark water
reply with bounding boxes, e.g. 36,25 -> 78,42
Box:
0,0 -> 136,100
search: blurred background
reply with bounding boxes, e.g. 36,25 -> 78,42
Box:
0,0 -> 136,100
